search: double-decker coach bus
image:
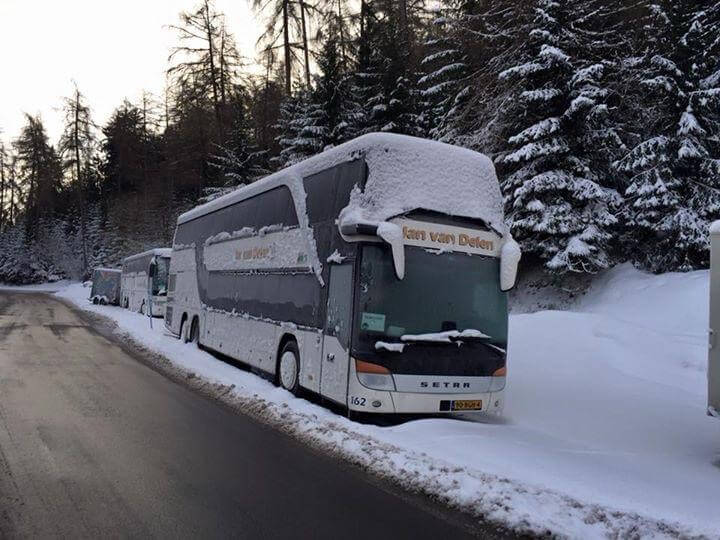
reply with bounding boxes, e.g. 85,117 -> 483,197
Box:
166,133 -> 520,415
121,248 -> 172,317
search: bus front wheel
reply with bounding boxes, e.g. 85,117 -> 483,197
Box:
278,341 -> 300,395
180,315 -> 188,342
188,317 -> 200,346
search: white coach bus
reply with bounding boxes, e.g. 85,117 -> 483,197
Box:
166,133 -> 520,415
708,223 -> 720,418
121,248 -> 172,317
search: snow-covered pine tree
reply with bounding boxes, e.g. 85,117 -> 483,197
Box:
273,92 -> 320,167
615,0 -> 720,272
209,86 -> 269,192
342,0 -> 424,138
499,0 -> 621,274
418,13 -> 468,141
312,23 -> 351,147
417,0 -> 523,150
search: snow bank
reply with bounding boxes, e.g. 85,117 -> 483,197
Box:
52,265 -> 720,538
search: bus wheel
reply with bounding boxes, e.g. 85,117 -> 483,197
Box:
278,341 -> 300,395
123,298 -> 129,309
188,317 -> 200,346
140,301 -> 146,315
180,316 -> 188,342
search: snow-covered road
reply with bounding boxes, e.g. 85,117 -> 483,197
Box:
53,264 -> 720,538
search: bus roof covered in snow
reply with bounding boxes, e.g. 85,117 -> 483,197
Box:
122,248 -> 172,264
177,133 -> 505,235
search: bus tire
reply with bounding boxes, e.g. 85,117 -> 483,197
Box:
123,297 -> 129,309
277,340 -> 300,395
180,315 -> 188,343
140,301 -> 146,315
189,317 -> 200,346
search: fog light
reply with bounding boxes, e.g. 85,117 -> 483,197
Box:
372,400 -> 382,408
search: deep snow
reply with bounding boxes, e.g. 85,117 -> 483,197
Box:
52,264 -> 720,538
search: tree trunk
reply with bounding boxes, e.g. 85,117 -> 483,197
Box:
360,0 -> 368,60
204,0 -> 221,126
219,28 -> 227,107
74,89 -> 88,273
300,1 -> 311,88
337,0 -> 348,68
398,0 -> 409,43
283,0 -> 291,95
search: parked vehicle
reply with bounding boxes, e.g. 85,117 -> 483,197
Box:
709,222 -> 720,418
165,133 -> 520,415
121,248 -> 172,317
89,268 -> 121,305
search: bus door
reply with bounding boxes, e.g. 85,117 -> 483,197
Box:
321,263 -> 354,405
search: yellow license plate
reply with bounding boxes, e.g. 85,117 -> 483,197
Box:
452,399 -> 483,411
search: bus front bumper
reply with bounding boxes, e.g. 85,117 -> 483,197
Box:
347,362 -> 505,414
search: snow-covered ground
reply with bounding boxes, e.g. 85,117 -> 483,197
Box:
49,264 -> 720,538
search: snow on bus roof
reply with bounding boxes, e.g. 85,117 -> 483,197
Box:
122,248 -> 173,263
93,267 -> 121,273
177,133 -> 505,233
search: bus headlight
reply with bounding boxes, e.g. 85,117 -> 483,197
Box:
355,359 -> 396,391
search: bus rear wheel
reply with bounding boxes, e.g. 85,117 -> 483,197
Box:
278,341 -> 300,395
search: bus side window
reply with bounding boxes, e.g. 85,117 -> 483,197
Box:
325,264 -> 353,350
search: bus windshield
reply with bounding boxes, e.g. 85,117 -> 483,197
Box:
353,244 -> 507,365
153,257 -> 170,296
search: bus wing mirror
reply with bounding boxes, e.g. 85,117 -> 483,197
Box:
500,235 -> 521,291
377,222 -> 405,280
339,217 -> 405,280
149,260 -> 157,278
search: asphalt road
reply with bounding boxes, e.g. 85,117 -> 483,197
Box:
0,292 -> 481,539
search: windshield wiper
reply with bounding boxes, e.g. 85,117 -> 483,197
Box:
401,329 -> 492,343
396,329 -> 506,354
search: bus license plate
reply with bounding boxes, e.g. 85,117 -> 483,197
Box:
452,399 -> 482,411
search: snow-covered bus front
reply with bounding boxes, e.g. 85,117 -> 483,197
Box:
166,133 -> 520,414
121,248 -> 172,317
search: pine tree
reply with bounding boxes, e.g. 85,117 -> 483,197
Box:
615,0 -> 720,271
13,114 -> 63,238
499,0 -> 621,273
208,86 -> 269,191
418,6 -> 470,141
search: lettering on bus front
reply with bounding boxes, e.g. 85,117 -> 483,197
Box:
402,226 -> 494,251
420,381 -> 472,389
